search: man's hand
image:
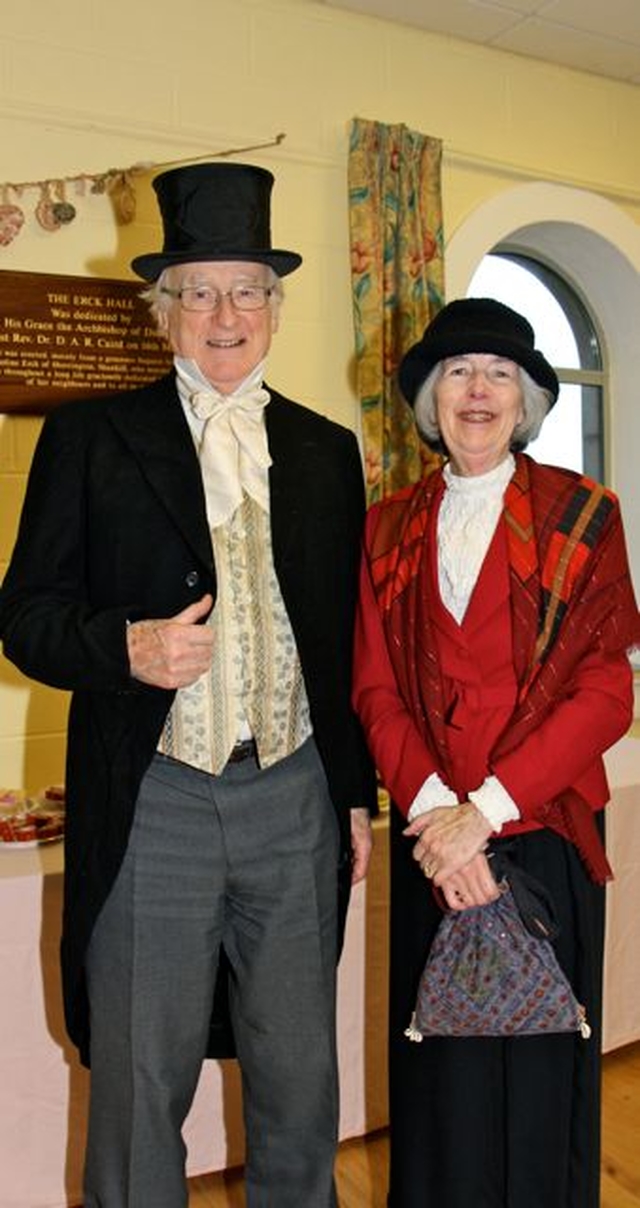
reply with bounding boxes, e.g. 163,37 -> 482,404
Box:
350,807 -> 373,884
127,594 -> 214,689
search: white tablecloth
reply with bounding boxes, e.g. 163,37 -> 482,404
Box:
1,736 -> 638,1207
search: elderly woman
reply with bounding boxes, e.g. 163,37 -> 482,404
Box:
352,298 -> 640,1208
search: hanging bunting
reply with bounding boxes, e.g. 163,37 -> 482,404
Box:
0,132 -> 286,247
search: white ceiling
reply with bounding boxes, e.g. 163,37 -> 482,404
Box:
319,0 -> 640,84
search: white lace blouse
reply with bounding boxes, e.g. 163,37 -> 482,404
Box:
437,454 -> 515,624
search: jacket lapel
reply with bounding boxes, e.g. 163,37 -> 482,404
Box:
107,374 -> 214,572
265,392 -> 304,568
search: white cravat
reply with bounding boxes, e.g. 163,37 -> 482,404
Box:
175,358 -> 272,528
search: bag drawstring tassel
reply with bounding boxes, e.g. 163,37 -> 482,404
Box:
578,1005 -> 592,1040
404,1012 -> 423,1043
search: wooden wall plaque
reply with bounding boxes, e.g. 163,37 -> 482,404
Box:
0,270 -> 173,413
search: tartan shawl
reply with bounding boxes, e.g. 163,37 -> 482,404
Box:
368,453 -> 640,882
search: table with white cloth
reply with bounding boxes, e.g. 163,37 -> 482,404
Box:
1,736 -> 639,1208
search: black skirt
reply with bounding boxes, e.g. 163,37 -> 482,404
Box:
387,807 -> 606,1208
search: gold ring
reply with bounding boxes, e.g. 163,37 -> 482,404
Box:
423,860 -> 436,879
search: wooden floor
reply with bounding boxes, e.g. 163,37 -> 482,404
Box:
601,1042 -> 640,1208
187,1041 -> 640,1207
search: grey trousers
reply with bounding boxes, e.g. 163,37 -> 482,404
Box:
83,737 -> 341,1208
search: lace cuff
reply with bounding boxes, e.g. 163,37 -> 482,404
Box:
408,773 -> 459,821
469,775 -> 520,832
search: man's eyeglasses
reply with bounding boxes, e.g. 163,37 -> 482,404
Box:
160,284 -> 273,313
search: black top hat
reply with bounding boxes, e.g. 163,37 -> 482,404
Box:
131,162 -> 302,281
398,297 -> 559,407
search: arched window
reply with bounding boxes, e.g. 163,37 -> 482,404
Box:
468,251 -> 605,481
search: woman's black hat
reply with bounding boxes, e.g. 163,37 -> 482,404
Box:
398,297 -> 559,406
131,162 -> 302,281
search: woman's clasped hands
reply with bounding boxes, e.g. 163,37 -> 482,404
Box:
404,802 -> 500,911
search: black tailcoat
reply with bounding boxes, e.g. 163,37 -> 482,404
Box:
0,373 -> 376,1062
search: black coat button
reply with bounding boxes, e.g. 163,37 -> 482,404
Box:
185,570 -> 200,588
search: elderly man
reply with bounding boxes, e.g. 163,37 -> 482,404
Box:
0,161 -> 376,1208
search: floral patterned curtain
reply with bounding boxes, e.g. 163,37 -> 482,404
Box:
348,118 -> 445,503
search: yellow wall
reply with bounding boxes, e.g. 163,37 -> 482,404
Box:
2,0 -> 640,789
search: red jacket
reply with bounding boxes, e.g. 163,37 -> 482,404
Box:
353,455 -> 640,879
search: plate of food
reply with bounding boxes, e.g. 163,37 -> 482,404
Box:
0,786 -> 65,849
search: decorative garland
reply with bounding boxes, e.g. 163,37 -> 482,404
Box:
0,132 -> 286,247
